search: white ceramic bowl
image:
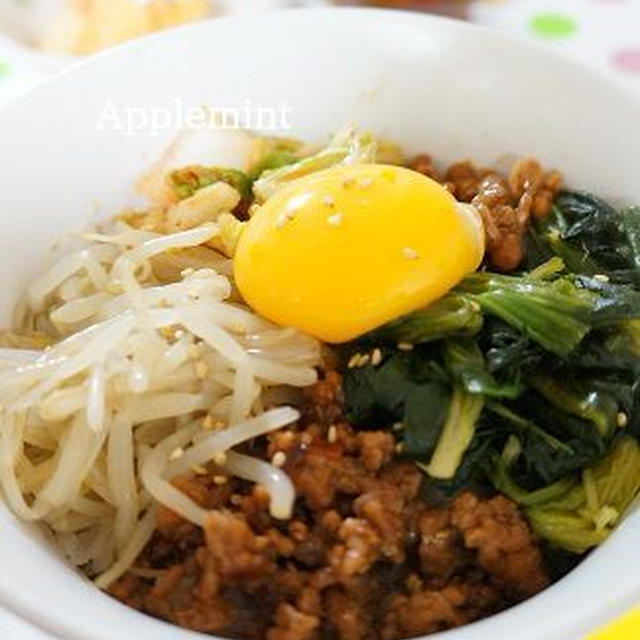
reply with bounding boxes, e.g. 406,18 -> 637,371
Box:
0,8 -> 639,640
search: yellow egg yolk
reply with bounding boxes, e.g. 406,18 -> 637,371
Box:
234,164 -> 484,343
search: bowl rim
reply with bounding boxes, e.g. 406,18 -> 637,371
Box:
0,7 -> 639,640
2,6 -> 639,120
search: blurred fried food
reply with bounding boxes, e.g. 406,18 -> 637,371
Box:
41,0 -> 212,54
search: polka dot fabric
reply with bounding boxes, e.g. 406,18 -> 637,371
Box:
0,32 -> 69,107
0,0 -> 639,105
470,0 -> 640,91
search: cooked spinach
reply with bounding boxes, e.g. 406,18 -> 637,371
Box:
491,392 -> 608,486
526,191 -> 640,284
418,387 -> 484,480
342,350 -> 450,458
342,189 -> 640,554
368,295 -> 483,346
503,437 -> 640,554
444,338 -> 522,399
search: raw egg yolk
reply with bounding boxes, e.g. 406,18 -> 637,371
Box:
234,164 -> 484,342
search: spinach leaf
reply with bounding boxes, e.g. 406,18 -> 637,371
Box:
341,188 -> 640,556
528,375 -> 619,438
368,294 -> 483,346
458,272 -> 597,357
478,318 -> 546,376
420,387 -> 484,479
445,338 -> 522,398
402,384 -> 451,457
342,351 -> 450,458
527,191 -> 640,284
509,390 -> 607,486
427,422 -> 499,496
500,437 -> 640,554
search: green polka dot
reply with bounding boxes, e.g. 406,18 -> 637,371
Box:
530,12 -> 578,39
0,61 -> 10,80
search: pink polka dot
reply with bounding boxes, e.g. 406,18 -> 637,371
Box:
612,48 -> 640,74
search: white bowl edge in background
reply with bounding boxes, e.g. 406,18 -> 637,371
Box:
0,8 -> 639,640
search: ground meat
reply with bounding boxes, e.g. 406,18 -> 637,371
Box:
418,509 -> 464,583
357,431 -> 395,472
354,487 -> 410,562
325,585 -> 377,640
110,372 -> 549,640
382,582 -> 473,639
330,517 -> 383,579
286,439 -> 371,510
383,577 -> 502,640
379,461 -> 423,502
267,604 -> 319,640
409,153 -> 440,181
326,592 -> 365,640
203,511 -> 274,581
410,154 -> 563,272
157,475 -> 231,541
443,161 -> 496,203
451,492 -> 549,598
301,369 -> 344,425
508,157 -> 563,221
142,552 -> 233,634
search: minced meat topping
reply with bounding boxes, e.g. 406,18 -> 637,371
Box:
110,372 -> 548,640
410,154 -> 562,271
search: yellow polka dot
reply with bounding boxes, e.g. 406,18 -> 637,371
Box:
587,607 -> 640,640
